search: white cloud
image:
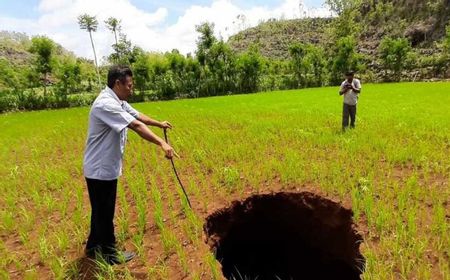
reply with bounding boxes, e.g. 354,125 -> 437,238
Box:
0,0 -> 331,61
38,0 -> 72,13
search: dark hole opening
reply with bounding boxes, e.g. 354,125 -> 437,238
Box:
204,192 -> 365,280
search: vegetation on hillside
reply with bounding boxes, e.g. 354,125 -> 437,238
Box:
0,0 -> 449,112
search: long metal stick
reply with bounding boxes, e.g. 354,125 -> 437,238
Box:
163,129 -> 192,208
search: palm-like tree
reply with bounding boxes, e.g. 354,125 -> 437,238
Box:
105,17 -> 121,46
78,14 -> 100,87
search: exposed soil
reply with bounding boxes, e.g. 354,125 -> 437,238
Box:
204,192 -> 365,280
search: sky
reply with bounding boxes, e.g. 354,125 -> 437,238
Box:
0,0 -> 331,62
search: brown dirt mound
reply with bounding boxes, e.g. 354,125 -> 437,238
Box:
204,192 -> 365,280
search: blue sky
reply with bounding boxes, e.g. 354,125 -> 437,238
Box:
0,0 -> 326,23
0,0 -> 329,59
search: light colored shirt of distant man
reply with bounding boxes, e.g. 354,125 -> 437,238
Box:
340,77 -> 361,105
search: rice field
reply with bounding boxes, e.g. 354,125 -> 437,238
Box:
0,82 -> 449,279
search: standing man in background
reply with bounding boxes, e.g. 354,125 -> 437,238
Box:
339,71 -> 362,130
83,65 -> 176,264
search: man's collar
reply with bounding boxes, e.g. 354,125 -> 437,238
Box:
104,86 -> 123,104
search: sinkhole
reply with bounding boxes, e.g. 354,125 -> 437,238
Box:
204,192 -> 365,280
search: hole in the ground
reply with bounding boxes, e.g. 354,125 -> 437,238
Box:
204,192 -> 365,280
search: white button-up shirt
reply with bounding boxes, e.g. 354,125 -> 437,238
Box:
83,87 -> 139,180
341,78 -> 362,106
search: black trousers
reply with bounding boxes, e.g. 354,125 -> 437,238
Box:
342,103 -> 357,129
85,178 -> 117,255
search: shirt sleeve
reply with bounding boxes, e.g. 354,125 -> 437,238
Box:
122,102 -> 140,119
94,102 -> 136,133
354,79 -> 361,90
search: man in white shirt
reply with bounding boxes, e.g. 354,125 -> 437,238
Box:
83,65 -> 175,264
339,71 -> 361,130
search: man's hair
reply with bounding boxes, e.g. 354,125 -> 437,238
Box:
345,71 -> 355,76
107,65 -> 133,88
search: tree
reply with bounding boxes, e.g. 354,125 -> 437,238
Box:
445,24 -> 450,53
54,57 -> 82,97
236,45 -> 264,93
443,24 -> 450,76
78,14 -> 100,87
195,22 -> 217,66
330,36 -> 364,85
325,0 -> 359,16
379,37 -> 412,81
108,34 -> 134,65
105,17 -> 121,46
289,43 -> 309,88
0,58 -> 20,91
132,53 -> 150,94
105,17 -> 122,62
29,36 -> 55,95
208,41 -> 236,94
305,45 -> 326,87
195,22 -> 218,96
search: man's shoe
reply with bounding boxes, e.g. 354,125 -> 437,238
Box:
107,251 -> 136,265
85,247 -> 101,259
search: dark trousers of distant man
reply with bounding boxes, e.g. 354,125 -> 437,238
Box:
342,103 -> 357,130
85,178 -> 117,257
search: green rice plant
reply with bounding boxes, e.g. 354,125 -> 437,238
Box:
49,256 -> 66,279
93,257 -> 116,280
221,166 -> 240,190
0,269 -> 9,280
38,236 -> 51,263
438,256 -> 449,279
431,202 -> 447,236
350,186 -> 362,222
23,268 -> 38,280
55,229 -> 70,253
175,242 -> 189,275
0,210 -> 15,233
160,228 -> 177,256
150,184 -> 164,231
136,195 -> 147,235
132,232 -> 145,259
147,262 -> 169,280
205,252 -> 221,280
116,210 -> 130,244
18,228 -> 29,247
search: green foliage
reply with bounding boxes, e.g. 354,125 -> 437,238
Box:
78,14 -> 101,86
77,14 -> 98,32
236,45 -> 264,93
306,45 -> 327,87
330,36 -> 364,84
132,53 -> 151,94
379,37 -> 413,81
0,58 -> 21,91
29,36 -> 56,95
289,43 -> 309,88
108,34 -> 141,65
54,57 -> 82,96
445,24 -> 450,52
104,17 -> 121,45
228,18 -> 331,60
325,0 -> 360,15
288,43 -> 327,88
1,2 -> 450,112
195,22 -> 217,66
0,93 -> 19,112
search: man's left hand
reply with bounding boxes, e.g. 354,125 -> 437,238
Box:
159,121 -> 172,129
